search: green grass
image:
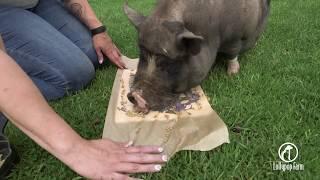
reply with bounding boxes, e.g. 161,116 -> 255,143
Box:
6,0 -> 320,179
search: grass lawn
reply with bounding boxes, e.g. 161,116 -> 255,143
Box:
6,0 -> 320,179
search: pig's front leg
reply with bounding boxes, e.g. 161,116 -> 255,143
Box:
227,56 -> 240,76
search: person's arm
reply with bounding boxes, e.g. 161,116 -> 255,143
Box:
0,41 -> 166,179
64,0 -> 126,69
63,0 -> 101,29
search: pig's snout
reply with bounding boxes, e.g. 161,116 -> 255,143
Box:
127,90 -> 149,113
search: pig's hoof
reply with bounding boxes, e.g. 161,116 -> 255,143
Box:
227,59 -> 240,76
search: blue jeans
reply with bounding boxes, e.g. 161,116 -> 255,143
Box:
0,0 -> 99,133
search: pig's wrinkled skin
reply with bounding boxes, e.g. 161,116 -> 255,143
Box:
125,0 -> 271,112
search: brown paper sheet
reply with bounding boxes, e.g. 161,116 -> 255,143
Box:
103,56 -> 229,157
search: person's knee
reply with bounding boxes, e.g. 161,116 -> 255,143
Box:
31,76 -> 68,101
82,42 -> 99,67
31,54 -> 96,99
31,61 -> 95,101
65,54 -> 96,92
75,61 -> 95,90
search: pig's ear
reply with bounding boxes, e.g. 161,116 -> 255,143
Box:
124,2 -> 146,29
177,31 -> 204,55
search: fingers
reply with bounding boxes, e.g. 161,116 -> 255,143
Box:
126,145 -> 164,154
119,141 -> 164,154
115,163 -> 163,174
95,48 -> 104,64
114,45 -> 122,57
111,44 -> 122,58
111,50 -> 124,68
93,173 -> 130,180
110,173 -> 131,180
114,46 -> 126,68
118,59 -> 127,69
101,45 -> 126,69
121,153 -> 168,164
124,141 -> 134,148
96,46 -> 124,68
111,52 -> 126,69
108,51 -> 125,69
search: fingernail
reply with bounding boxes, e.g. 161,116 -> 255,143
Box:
99,59 -> 103,64
125,141 -> 134,148
154,165 -> 162,171
158,147 -> 164,153
162,155 -> 168,162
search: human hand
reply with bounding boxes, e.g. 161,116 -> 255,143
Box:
63,138 -> 167,179
93,33 -> 126,69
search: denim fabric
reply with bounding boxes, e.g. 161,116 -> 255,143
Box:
0,0 -> 99,134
